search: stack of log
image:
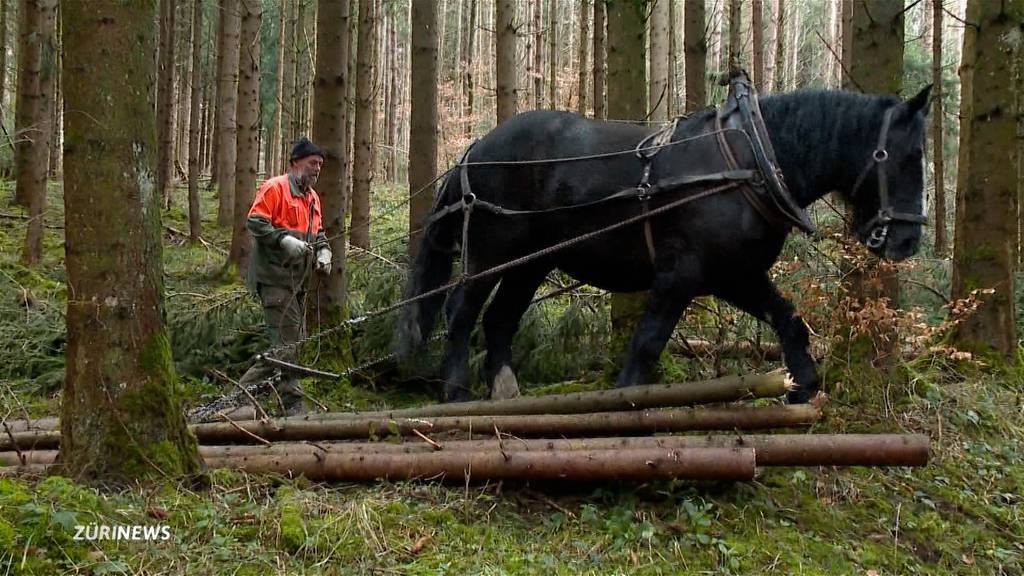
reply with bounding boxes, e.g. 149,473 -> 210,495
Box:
0,372 -> 929,482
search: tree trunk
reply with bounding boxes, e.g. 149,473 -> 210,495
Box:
839,0 -> 905,375
46,6 -> 60,177
13,0 -> 49,208
408,0 -> 439,260
592,0 -> 606,118
463,0 -> 476,136
683,0 -> 705,112
547,0 -> 557,108
931,0 -> 947,256
59,0 -> 201,486
216,0 -> 240,227
751,0 -> 763,91
606,0 -> 649,378
225,0 -> 261,279
772,0 -> 785,91
187,0 -> 203,243
530,0 -> 540,109
951,0 -> 1021,358
306,0 -> 353,367
727,0 -> 741,72
495,0 -> 516,123
388,4 -> 400,176
349,0 -> 376,250
786,0 -> 800,89
649,0 -> 670,120
0,0 -> 7,116
156,0 -> 176,211
18,0 -> 54,266
576,0 -> 589,115
841,0 -> 853,89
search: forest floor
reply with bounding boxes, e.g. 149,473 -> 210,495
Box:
0,180 -> 1022,575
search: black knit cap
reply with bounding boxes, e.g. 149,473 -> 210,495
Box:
289,136 -> 326,162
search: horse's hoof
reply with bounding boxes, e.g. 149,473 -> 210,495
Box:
786,387 -> 814,404
442,387 -> 471,403
489,365 -> 521,400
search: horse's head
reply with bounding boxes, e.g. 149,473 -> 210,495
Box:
847,85 -> 931,261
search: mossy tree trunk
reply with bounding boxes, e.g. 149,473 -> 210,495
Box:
931,0 -> 947,256
606,0 -> 650,378
19,0 -> 55,267
951,0 -> 1022,358
683,0 -> 705,112
59,0 -> 201,486
307,0 -> 353,371
407,0 -> 438,261
215,0 -> 239,227
349,0 -> 375,250
224,0 -> 260,279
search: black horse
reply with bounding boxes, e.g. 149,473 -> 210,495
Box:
396,84 -> 931,404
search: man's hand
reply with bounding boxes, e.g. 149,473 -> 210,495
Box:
315,246 -> 333,275
280,235 -> 310,260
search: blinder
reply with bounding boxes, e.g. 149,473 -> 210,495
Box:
851,106 -> 927,250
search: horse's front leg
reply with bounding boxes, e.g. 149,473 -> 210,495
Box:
716,273 -> 820,404
616,271 -> 697,387
439,277 -> 499,402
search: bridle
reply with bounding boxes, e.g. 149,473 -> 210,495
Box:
850,106 -> 927,250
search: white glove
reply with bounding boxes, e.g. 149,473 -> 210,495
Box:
315,246 -> 333,275
279,235 -> 310,260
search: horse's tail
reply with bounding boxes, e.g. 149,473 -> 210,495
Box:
394,169 -> 461,361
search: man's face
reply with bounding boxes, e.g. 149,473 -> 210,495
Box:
291,155 -> 323,189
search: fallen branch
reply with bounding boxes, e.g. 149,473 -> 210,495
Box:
291,372 -> 790,422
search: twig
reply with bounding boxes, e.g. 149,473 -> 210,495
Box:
815,31 -> 865,93
212,369 -> 270,421
494,424 -> 509,461
412,429 -> 442,451
257,355 -> 341,380
215,412 -> 272,446
1,422 -> 25,466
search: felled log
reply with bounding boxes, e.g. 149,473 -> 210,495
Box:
0,417 -> 59,433
210,447 -> 757,482
290,372 -> 790,421
191,404 -> 820,445
670,338 -> 783,360
0,432 -> 931,468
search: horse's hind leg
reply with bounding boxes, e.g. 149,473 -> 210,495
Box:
481,266 -> 550,400
439,277 -> 499,402
716,272 -> 819,404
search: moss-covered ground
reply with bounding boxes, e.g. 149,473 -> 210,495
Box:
0,180 -> 1021,574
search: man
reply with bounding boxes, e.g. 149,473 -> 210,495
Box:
235,137 -> 333,415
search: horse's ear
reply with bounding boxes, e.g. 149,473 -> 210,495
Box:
905,85 -> 932,116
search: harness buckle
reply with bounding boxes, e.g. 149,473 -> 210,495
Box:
866,224 -> 889,250
636,182 -> 651,201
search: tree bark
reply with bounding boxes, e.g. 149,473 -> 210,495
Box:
650,0 -> 670,120
19,0 -> 55,266
13,0 -> 49,209
216,0 -> 240,227
463,0 -> 476,136
495,0 -> 516,123
407,0 -> 439,260
592,0 -> 606,118
225,0 -> 261,279
349,0 -> 376,250
187,0 -> 204,243
951,0 -> 1021,358
931,0 -> 946,256
156,0 -> 176,211
0,0 -> 7,116
683,0 -> 706,112
772,0 -> 785,91
58,0 -> 201,485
